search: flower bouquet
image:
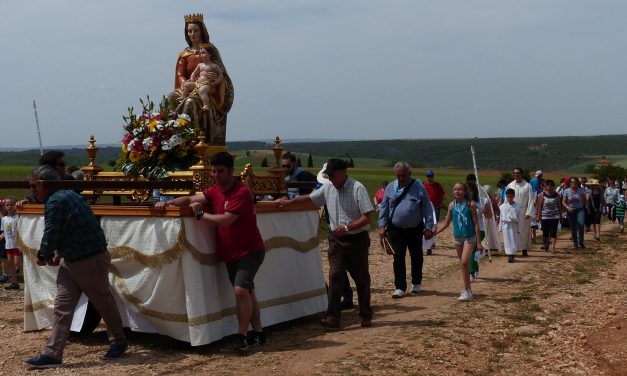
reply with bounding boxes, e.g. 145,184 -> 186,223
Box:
116,96 -> 198,180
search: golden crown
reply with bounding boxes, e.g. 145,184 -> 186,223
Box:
184,13 -> 203,23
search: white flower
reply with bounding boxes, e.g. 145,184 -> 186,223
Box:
166,120 -> 177,129
142,137 -> 152,149
178,114 -> 191,122
170,134 -> 182,146
161,139 -> 173,151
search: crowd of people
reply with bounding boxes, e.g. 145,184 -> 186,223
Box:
4,150 -> 627,369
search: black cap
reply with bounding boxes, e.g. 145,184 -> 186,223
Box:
323,158 -> 348,175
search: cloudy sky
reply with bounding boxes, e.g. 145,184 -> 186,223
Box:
1,0 -> 626,148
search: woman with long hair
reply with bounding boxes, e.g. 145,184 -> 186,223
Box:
434,183 -> 484,301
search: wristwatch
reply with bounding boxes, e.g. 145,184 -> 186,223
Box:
343,225 -> 349,232
196,209 -> 204,220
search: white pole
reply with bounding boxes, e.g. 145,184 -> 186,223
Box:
470,146 -> 496,261
33,100 -> 43,156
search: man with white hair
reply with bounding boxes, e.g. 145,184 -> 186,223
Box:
506,167 -> 536,256
378,162 -> 434,298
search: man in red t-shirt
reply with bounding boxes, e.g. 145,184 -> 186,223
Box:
423,170 -> 446,221
156,152 -> 265,352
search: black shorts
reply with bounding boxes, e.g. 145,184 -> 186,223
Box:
226,251 -> 265,290
0,246 -> 6,259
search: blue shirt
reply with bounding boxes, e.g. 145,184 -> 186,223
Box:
530,178 -> 541,192
378,179 -> 434,229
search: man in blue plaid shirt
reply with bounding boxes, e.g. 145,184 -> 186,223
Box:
24,165 -> 127,369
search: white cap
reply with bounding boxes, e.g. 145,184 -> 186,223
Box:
317,163 -> 329,184
535,170 -> 543,177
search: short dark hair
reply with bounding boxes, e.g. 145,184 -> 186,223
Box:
512,167 -> 523,175
281,152 -> 296,163
545,179 -> 555,186
210,152 -> 234,169
506,188 -> 515,195
39,150 -> 65,167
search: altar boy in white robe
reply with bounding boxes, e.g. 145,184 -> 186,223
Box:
506,168 -> 536,257
499,188 -> 524,263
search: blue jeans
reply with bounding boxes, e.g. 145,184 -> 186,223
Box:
567,208 -> 585,247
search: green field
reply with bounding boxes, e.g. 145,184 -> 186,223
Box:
0,166 -> 33,199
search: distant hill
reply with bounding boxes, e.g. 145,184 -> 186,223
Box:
272,135 -> 627,172
1,135 -> 625,172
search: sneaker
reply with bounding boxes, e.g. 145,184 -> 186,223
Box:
0,274 -> 9,283
579,244 -> 586,249
392,289 -> 405,299
507,255 -> 514,263
103,342 -> 128,359
426,249 -> 432,256
232,334 -> 249,351
340,298 -> 354,310
457,290 -> 473,302
522,249 -> 528,257
4,283 -> 19,290
23,354 -> 62,368
410,284 -> 421,294
360,318 -> 372,327
246,331 -> 266,347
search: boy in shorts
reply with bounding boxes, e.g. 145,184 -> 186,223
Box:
155,152 -> 266,351
0,198 -> 22,289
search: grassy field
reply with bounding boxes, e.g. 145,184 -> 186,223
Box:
0,166 -> 33,199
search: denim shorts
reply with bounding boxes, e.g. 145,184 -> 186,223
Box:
454,236 -> 476,247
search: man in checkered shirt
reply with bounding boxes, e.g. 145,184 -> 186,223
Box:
277,158 -> 374,329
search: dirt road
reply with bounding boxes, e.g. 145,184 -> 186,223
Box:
1,225 -> 625,375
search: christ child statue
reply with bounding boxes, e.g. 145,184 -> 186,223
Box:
181,45 -> 224,112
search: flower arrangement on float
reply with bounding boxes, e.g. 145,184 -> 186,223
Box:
116,96 -> 197,180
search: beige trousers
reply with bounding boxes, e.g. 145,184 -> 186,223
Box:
43,251 -> 126,360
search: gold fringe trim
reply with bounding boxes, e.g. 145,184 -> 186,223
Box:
110,266 -> 326,325
17,219 -> 319,268
16,231 -> 38,262
25,299 -> 55,313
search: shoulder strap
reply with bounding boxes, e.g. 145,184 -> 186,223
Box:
390,178 -> 416,221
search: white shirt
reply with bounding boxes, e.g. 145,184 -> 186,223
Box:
1,215 -> 18,249
310,177 -> 373,233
